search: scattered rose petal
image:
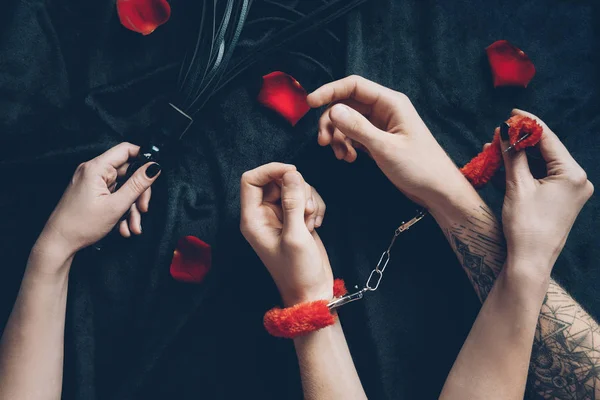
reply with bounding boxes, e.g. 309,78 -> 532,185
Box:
257,71 -> 310,126
170,236 -> 211,283
486,40 -> 536,88
117,0 -> 171,36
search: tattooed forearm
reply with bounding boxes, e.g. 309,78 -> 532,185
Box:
443,205 -> 506,301
438,204 -> 600,398
529,281 -> 600,399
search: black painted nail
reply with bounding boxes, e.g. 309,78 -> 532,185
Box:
146,163 -> 162,178
500,122 -> 510,141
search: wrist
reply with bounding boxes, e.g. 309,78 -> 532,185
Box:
426,178 -> 484,225
29,232 -> 76,276
501,256 -> 552,301
37,225 -> 78,258
280,285 -> 334,307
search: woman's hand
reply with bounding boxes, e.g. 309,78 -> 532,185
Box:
500,109 -> 594,275
307,75 -> 470,209
38,142 -> 162,259
240,163 -> 330,306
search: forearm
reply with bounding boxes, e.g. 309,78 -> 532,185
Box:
440,263 -> 549,400
427,182 -> 600,398
530,280 -> 600,399
0,237 -> 73,400
293,319 -> 367,400
428,182 -> 505,301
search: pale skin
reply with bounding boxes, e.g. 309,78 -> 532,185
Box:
0,143 -> 161,400
273,75 -> 593,399
1,81 -> 596,400
240,163 -> 367,400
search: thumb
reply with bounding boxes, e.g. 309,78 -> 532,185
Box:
111,162 -> 161,214
329,104 -> 385,149
281,171 -> 307,236
499,122 -> 533,185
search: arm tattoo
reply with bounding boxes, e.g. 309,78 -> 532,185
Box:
444,205 -> 505,301
442,205 -> 600,398
529,281 -> 600,399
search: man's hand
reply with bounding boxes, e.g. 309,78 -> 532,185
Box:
500,109 -> 594,275
38,142 -> 162,260
240,163 -> 330,306
307,75 -> 471,209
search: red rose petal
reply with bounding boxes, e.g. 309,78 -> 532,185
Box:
170,236 -> 211,284
257,71 -> 310,126
486,40 -> 536,88
117,0 -> 171,36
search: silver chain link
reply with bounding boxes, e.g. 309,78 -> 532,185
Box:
328,209 -> 427,311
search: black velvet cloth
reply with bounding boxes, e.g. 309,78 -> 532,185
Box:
1,0 -> 598,399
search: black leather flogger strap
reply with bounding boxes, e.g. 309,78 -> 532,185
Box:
213,0 -> 370,97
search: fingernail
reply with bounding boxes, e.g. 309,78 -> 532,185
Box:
330,104 -> 349,121
500,122 -> 510,141
315,216 -> 323,227
146,163 -> 162,178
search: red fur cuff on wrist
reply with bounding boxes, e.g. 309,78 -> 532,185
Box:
263,279 -> 348,339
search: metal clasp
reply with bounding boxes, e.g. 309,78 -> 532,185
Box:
327,290 -> 366,311
396,209 -> 427,234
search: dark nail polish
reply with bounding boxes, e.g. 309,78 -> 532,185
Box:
500,122 -> 510,141
146,163 -> 162,178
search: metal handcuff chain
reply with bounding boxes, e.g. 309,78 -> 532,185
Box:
327,209 -> 427,311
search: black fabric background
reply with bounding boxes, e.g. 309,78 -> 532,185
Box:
0,0 -> 598,399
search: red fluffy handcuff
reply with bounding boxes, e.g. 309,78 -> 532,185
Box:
264,115 -> 543,339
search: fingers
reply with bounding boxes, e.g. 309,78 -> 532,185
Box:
304,185 -> 326,232
111,162 -> 161,215
331,130 -> 349,160
317,98 -> 370,148
307,75 -> 393,109
312,189 -> 326,228
328,103 -> 384,149
119,219 -> 131,238
116,163 -> 130,178
281,171 -> 308,236
93,142 -> 140,169
511,109 -> 578,170
137,187 -> 152,213
499,124 -> 533,185
128,203 -> 143,235
240,163 -> 297,211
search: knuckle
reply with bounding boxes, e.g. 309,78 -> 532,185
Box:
76,162 -> 87,173
395,91 -> 410,103
127,177 -> 146,195
282,197 -> 302,211
567,168 -> 588,186
583,180 -> 594,199
240,171 -> 250,184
